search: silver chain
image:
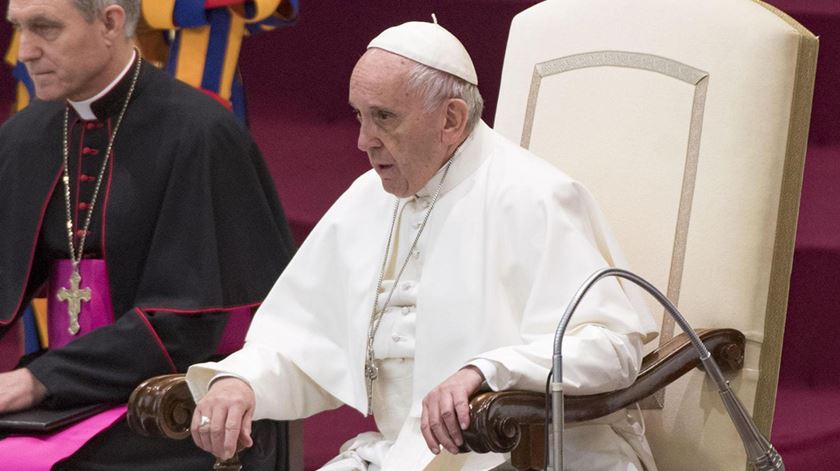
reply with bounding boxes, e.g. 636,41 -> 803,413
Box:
62,52 -> 141,269
364,156 -> 456,414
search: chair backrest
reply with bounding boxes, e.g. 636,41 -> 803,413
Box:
493,0 -> 817,468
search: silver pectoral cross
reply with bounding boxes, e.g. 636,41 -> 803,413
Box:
365,361 -> 378,381
56,270 -> 91,335
364,360 -> 379,415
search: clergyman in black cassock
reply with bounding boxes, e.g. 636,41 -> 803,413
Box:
0,1 -> 295,469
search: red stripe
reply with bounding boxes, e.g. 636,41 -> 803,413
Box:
133,308 -> 177,373
198,88 -> 233,110
1,167 -> 64,326
74,119 -> 85,250
101,119 -> 114,287
204,0 -> 246,8
137,300 -> 262,315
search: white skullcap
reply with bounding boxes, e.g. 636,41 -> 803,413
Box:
367,20 -> 478,85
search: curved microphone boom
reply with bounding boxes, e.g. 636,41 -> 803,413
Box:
548,267 -> 784,470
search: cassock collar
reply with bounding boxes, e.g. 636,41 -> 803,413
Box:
67,50 -> 138,121
413,120 -> 491,201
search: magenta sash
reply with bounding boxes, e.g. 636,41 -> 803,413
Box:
0,260 -> 119,468
47,260 -> 114,349
0,405 -> 127,470
215,307 -> 251,355
1,259 -> 250,468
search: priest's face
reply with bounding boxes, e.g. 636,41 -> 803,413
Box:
350,49 -> 452,197
7,0 -> 117,101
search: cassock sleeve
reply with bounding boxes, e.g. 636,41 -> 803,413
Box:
26,310 -> 230,408
187,341 -> 343,420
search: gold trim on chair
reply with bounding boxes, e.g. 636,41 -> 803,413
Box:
749,7 -> 819,436
520,51 -> 710,408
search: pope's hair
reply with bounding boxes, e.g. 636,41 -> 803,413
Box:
73,0 -> 140,38
407,62 -> 485,134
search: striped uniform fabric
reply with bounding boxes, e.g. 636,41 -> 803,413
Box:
142,0 -> 299,121
4,31 -> 33,112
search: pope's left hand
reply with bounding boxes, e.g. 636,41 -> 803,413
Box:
0,368 -> 48,413
420,365 -> 484,455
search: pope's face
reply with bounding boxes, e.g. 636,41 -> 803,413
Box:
7,0 -> 114,101
349,49 -> 451,198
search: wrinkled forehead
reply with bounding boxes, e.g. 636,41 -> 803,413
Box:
8,0 -> 79,22
353,49 -> 422,94
353,49 -> 417,81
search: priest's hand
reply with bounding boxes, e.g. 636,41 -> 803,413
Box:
0,368 -> 48,413
420,365 -> 485,455
191,377 -> 255,461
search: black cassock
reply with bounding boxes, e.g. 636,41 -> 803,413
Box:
0,59 -> 296,470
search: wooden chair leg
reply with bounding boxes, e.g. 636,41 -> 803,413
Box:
510,424 -> 545,471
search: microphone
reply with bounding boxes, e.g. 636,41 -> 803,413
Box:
548,267 -> 784,470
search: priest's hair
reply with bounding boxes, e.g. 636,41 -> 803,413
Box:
73,0 -> 140,37
407,63 -> 484,133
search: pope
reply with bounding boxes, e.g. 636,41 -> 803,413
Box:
187,19 -> 659,471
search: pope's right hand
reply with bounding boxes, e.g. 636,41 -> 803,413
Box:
191,377 -> 255,460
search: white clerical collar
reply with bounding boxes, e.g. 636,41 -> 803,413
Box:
413,120 -> 491,200
68,50 -> 137,121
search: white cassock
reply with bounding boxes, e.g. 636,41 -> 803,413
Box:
187,121 -> 660,470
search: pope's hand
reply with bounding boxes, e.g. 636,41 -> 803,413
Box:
191,377 -> 255,461
420,365 -> 484,455
0,368 -> 48,413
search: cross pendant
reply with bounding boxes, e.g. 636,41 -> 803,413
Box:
364,360 -> 379,416
365,361 -> 378,381
56,270 -> 92,335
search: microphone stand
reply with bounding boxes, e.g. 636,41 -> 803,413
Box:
549,267 -> 784,470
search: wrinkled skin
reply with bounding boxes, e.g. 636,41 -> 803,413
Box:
7,0 -> 133,101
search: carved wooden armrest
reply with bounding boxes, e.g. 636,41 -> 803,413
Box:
127,374 -> 242,471
462,328 -> 745,470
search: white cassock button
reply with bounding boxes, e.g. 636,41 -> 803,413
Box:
412,220 -> 422,229
401,307 -> 410,315
411,249 -> 420,259
392,334 -> 401,342
402,282 -> 413,291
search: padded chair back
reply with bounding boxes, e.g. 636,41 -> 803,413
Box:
493,0 -> 817,468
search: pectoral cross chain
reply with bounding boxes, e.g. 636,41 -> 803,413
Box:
56,270 -> 91,335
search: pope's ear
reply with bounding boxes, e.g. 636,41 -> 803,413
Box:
442,98 -> 470,145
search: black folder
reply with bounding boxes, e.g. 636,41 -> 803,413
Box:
0,403 -> 111,433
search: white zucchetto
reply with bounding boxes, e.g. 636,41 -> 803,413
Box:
367,21 -> 478,85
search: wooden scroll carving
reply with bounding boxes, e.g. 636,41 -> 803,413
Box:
461,328 -> 745,470
127,374 -> 243,471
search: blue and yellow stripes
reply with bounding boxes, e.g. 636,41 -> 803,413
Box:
145,0 -> 298,120
22,299 -> 49,352
4,31 -> 34,112
167,7 -> 245,102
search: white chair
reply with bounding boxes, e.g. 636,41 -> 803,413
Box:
469,0 -> 818,469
